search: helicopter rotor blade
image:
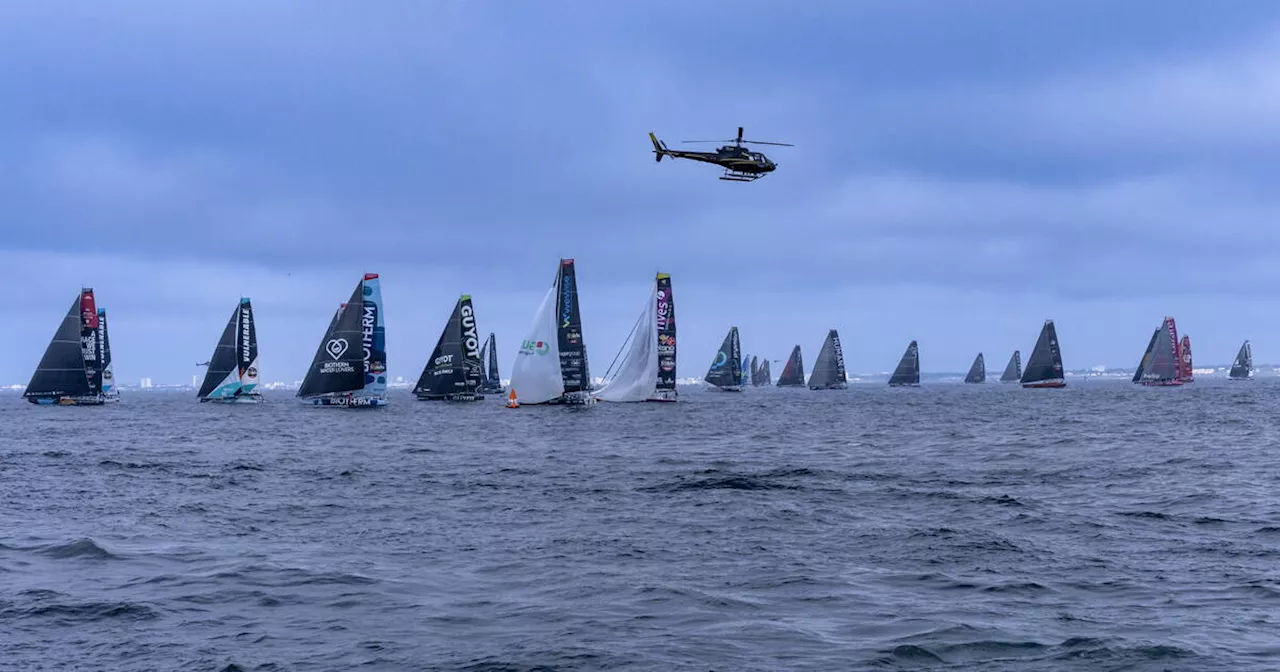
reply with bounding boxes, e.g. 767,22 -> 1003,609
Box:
740,140 -> 794,146
681,139 -> 732,144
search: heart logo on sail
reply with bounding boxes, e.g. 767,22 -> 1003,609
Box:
326,338 -> 349,360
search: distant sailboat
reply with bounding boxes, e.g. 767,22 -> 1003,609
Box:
297,274 -> 388,407
1132,328 -> 1159,383
1229,340 -> 1254,380
750,356 -> 762,386
759,359 -> 772,386
1177,334 -> 1194,383
704,326 -> 744,392
999,350 -> 1021,383
964,353 -> 985,384
98,308 -> 119,402
739,354 -> 751,389
776,346 -> 805,387
1021,320 -> 1065,388
596,272 -> 677,402
808,329 -> 848,390
888,340 -> 920,387
197,298 -> 263,403
510,258 -> 594,405
414,294 -> 485,401
1139,317 -> 1183,387
25,288 -> 106,405
478,333 -> 504,394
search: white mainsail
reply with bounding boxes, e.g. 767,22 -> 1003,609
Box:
510,284 -> 564,404
595,281 -> 659,402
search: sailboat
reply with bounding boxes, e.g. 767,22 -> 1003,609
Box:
596,272 -> 677,402
478,333 -> 504,394
509,258 -> 594,405
704,326 -> 744,392
776,346 -> 804,387
739,354 -> 751,389
1020,319 -> 1065,388
1132,328 -> 1160,383
1139,317 -> 1183,387
808,329 -> 848,390
750,356 -> 762,386
759,359 -> 772,386
197,298 -> 263,403
999,350 -> 1022,383
888,340 -> 920,387
24,288 -> 106,405
98,308 -> 120,402
964,353 -> 985,384
1229,340 -> 1254,380
297,274 -> 388,407
1177,334 -> 1194,383
414,294 -> 484,401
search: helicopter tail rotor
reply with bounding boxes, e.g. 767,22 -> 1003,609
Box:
649,132 -> 669,161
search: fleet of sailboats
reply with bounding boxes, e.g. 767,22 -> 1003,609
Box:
16,273 -> 1271,407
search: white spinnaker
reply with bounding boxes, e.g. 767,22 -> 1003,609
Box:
510,284 -> 564,404
595,282 -> 659,402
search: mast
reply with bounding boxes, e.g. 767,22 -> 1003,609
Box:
359,274 -> 388,400
964,353 -> 985,384
198,302 -> 243,401
24,291 -> 97,404
888,340 -> 920,387
237,298 -> 260,398
1021,320 -> 1066,388
777,345 -> 805,386
1178,335 -> 1194,383
653,273 -> 676,399
1132,328 -> 1159,384
1229,341 -> 1254,380
808,329 -> 848,390
80,289 -> 102,398
704,326 -> 743,391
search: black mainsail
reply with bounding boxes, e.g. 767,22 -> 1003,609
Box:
760,359 -> 772,386
1132,328 -> 1160,384
1021,319 -> 1065,388
888,340 -> 920,387
198,302 -> 241,401
479,333 -> 503,394
98,308 -> 118,401
777,346 -> 805,387
298,281 -> 367,402
964,353 -> 985,384
654,272 -> 677,400
808,329 -> 848,390
750,356 -> 762,386
414,294 -> 485,401
1229,340 -> 1253,380
999,350 -> 1021,383
25,290 -> 100,405
557,259 -> 591,395
1139,317 -> 1181,386
704,326 -> 743,391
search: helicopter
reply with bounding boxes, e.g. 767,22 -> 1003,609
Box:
648,126 -> 793,181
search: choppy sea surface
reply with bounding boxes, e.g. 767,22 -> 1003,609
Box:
2,380 -> 1278,671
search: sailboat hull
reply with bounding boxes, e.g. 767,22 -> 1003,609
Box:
1141,380 -> 1184,387
302,394 -> 387,407
201,394 -> 265,404
415,393 -> 485,402
29,395 -> 106,406
710,385 -> 744,392
1022,381 -> 1065,388
888,383 -> 920,388
809,383 -> 848,390
644,389 -> 678,403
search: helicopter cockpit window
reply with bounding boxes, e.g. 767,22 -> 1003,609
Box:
751,153 -> 765,162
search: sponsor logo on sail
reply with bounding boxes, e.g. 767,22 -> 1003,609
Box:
460,303 -> 481,360
560,274 -> 574,328
241,308 -> 252,363
520,340 -> 551,355
710,351 -> 727,369
245,366 -> 258,379
656,289 -> 671,330
362,303 -> 377,373
435,354 -> 454,366
326,338 -> 349,360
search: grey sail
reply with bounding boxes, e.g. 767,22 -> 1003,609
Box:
480,333 -> 503,393
964,353 -> 985,384
1229,340 -> 1254,380
197,303 -> 241,399
760,359 -> 772,386
750,355 -> 762,386
24,293 -> 94,403
1139,317 -> 1179,384
808,329 -> 847,390
704,326 -> 743,390
1132,328 -> 1160,383
1020,320 -> 1065,387
777,346 -> 805,387
297,281 -> 366,398
888,340 -> 920,386
999,350 -> 1021,382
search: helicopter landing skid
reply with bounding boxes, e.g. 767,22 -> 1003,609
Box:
720,169 -> 762,182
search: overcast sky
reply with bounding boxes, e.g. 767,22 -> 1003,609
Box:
4,1 -> 1280,385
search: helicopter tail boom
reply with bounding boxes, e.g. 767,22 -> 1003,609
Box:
649,132 -> 669,162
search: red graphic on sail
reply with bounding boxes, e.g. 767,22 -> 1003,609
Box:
80,289 -> 99,329
1178,334 -> 1194,382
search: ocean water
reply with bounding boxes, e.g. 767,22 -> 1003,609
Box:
1,380 -> 1278,671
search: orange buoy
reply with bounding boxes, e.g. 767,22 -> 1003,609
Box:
505,388 -> 519,408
